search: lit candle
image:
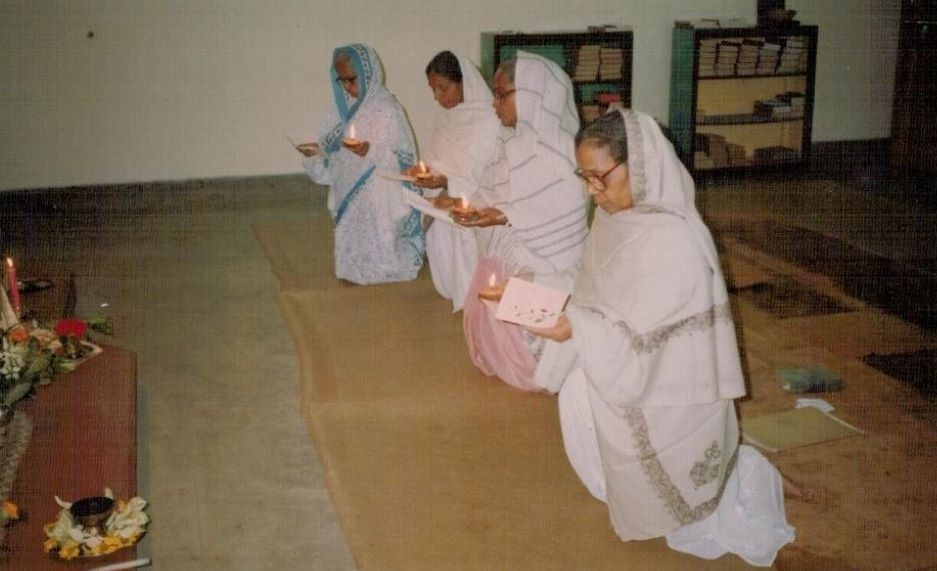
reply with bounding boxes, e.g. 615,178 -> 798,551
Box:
478,271 -> 504,301
344,123 -> 359,146
416,160 -> 431,180
5,258 -> 20,318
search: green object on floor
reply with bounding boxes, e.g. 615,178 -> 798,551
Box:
777,366 -> 844,393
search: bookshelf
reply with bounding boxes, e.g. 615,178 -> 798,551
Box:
481,29 -> 633,124
668,24 -> 818,172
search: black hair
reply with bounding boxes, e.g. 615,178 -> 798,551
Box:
425,51 -> 462,83
575,110 -> 628,163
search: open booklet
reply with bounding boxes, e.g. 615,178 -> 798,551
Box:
397,188 -> 457,226
494,277 -> 571,329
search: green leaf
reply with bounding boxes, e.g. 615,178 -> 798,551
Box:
3,381 -> 32,406
86,313 -> 114,336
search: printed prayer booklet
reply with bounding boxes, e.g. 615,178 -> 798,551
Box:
495,277 -> 571,328
398,189 -> 457,226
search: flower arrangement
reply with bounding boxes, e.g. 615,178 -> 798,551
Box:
43,488 -> 148,560
0,314 -> 112,407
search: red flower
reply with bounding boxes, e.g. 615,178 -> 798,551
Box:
55,318 -> 88,338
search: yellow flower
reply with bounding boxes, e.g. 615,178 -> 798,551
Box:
102,536 -> 124,553
59,541 -> 80,560
1,500 -> 18,520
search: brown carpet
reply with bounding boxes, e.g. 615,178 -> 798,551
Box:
258,213 -> 937,571
258,218 -> 756,570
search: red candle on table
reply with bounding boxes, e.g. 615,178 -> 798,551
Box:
5,257 -> 20,318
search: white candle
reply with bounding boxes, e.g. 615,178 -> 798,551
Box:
348,123 -> 356,140
419,160 -> 427,173
487,273 -> 496,288
459,196 -> 469,209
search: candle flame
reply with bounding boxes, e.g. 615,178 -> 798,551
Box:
348,123 -> 356,139
488,273 -> 496,288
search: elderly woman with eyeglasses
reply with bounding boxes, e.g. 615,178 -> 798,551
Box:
298,44 -> 424,285
525,108 -> 794,565
458,51 -> 589,393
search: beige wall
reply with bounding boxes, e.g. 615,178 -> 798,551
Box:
0,1 -> 899,191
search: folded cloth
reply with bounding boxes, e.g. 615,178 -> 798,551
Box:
777,366 -> 843,393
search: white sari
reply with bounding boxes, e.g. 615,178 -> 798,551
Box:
555,109 -> 793,564
461,51 -> 587,393
424,55 -> 500,311
303,44 -> 424,285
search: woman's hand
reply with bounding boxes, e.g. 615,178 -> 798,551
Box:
343,140 -> 370,157
525,314 -> 572,342
296,142 -> 320,157
430,195 -> 456,209
455,207 -> 508,227
405,165 -> 447,189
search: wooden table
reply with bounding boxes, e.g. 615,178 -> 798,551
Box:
0,345 -> 138,569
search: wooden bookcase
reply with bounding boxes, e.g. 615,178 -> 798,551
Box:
668,24 -> 818,172
481,29 -> 633,125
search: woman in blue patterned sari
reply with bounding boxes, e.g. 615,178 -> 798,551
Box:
299,44 -> 424,285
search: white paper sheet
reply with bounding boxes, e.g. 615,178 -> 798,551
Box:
399,189 -> 457,225
495,277 -> 570,328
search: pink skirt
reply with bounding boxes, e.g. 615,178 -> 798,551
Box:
462,258 -> 538,391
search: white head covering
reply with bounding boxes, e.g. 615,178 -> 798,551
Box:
426,54 -> 500,201
618,109 -> 723,289
477,51 -> 588,273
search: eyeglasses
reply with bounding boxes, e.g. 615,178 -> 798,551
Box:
574,161 -> 624,191
492,88 -> 516,102
336,75 -> 358,86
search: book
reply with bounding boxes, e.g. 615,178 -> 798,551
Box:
495,278 -> 571,328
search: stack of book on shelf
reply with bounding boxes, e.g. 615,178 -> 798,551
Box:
675,18 -> 749,29
573,45 -> 601,81
753,91 -> 805,119
736,38 -> 762,76
599,46 -> 624,80
697,39 -> 720,77
694,133 -> 750,168
716,39 -> 741,76
753,145 -> 800,163
757,41 -> 781,75
777,36 -> 807,74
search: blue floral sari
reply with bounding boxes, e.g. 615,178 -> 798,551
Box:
303,44 -> 424,285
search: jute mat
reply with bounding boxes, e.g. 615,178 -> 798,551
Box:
259,213 -> 937,570
256,216 -> 756,569
278,282 -> 755,570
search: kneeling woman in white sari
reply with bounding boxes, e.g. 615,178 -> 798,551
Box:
528,109 -> 794,566
413,51 -> 500,311
298,44 -> 424,285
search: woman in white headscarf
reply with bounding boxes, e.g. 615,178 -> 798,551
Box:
413,51 -> 500,311
527,109 -> 794,566
298,44 -> 424,285
458,51 -> 589,393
